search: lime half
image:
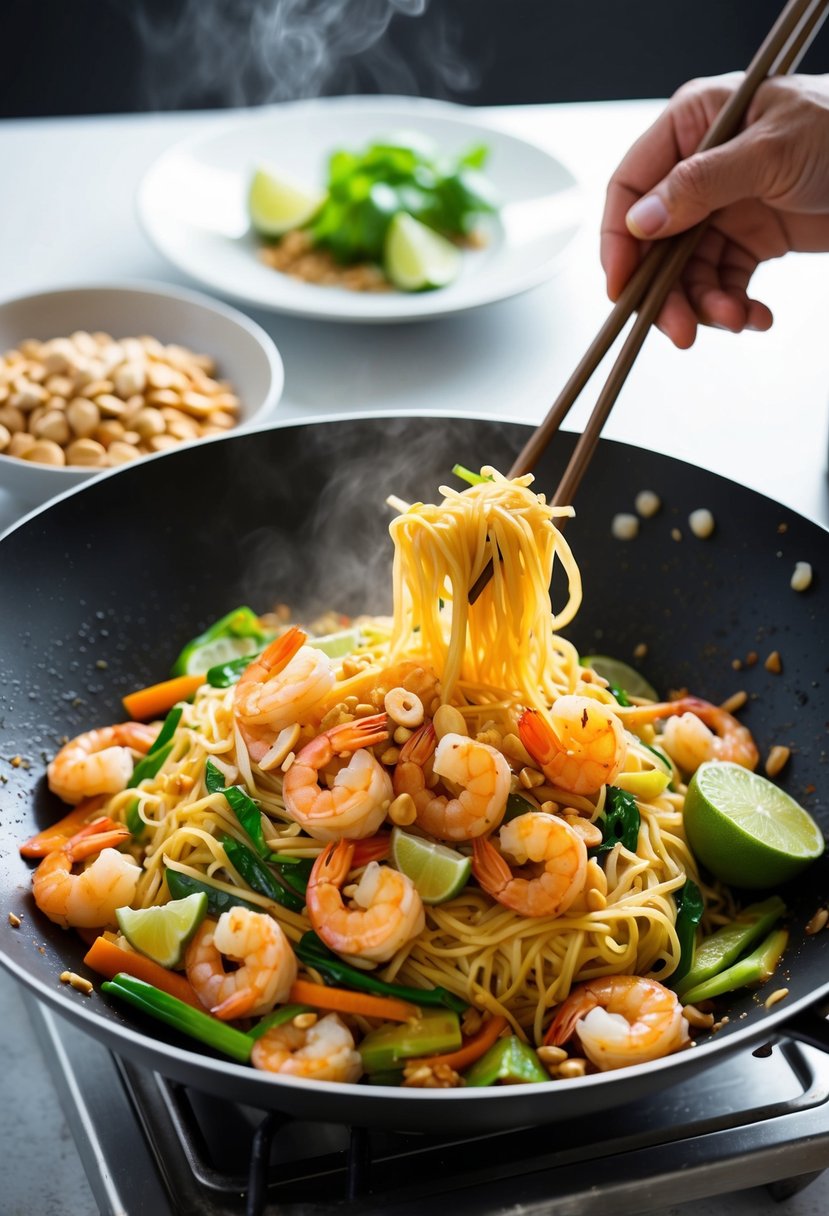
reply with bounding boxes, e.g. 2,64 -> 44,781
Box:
582,654 -> 658,701
384,212 -> 461,291
391,827 -> 471,904
307,627 -> 362,659
178,635 -> 261,676
684,761 -> 824,888
248,166 -> 325,237
116,892 -> 208,968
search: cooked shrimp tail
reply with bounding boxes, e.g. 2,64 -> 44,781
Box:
48,721 -> 157,805
472,811 -> 587,917
623,696 -> 758,771
185,907 -> 297,1020
31,818 -> 138,929
519,699 -> 627,796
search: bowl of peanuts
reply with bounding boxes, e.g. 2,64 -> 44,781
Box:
0,282 -> 284,508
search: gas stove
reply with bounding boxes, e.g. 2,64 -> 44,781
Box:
26,992 -> 829,1216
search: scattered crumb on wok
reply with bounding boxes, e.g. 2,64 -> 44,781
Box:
60,971 -> 94,995
765,745 -> 791,778
8,912 -> 21,928
791,561 -> 813,591
764,650 -> 783,674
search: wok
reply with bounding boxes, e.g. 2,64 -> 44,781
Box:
1,413 -> 828,1134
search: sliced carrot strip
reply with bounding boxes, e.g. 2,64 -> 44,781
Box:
19,797 -> 107,858
122,674 -> 205,721
83,935 -> 204,1010
413,1014 -> 508,1071
289,978 -> 417,1023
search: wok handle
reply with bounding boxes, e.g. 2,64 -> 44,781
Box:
780,1005 -> 829,1055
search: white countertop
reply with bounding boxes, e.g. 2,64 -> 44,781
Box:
1,98 -> 828,1215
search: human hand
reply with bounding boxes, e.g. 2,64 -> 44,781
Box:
601,73 -> 829,348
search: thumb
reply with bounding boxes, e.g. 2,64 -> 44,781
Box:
625,134 -> 763,239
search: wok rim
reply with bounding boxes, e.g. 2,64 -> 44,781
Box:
1,409 -> 827,1114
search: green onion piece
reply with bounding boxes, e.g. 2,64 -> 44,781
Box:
248,1004 -> 313,1041
608,683 -> 631,707
271,857 -> 313,897
675,896 -> 786,1001
672,879 -> 704,984
125,799 -> 143,837
102,973 -> 253,1064
452,464 -> 491,486
592,786 -> 640,857
222,835 -> 305,913
165,869 -> 259,917
679,927 -> 790,1006
206,653 -> 261,688
297,931 -> 467,1014
128,740 -> 175,790
126,707 -> 184,837
205,758 -> 225,795
223,786 -> 269,858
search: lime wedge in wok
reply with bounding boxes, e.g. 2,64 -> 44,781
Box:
248,166 -> 325,237
391,828 -> 471,904
117,893 -> 207,969
384,212 -> 461,291
307,627 -> 362,659
684,761 -> 824,888
582,654 -> 658,701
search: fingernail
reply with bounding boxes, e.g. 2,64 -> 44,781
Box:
626,195 -> 669,238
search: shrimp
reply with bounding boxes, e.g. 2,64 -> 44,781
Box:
185,906 -> 297,1020
623,697 -> 758,772
251,1012 -> 363,1083
282,713 -> 393,841
393,722 -> 510,841
472,811 -> 587,918
518,698 -> 627,796
47,722 -> 157,805
31,818 -> 139,928
545,975 -> 690,1071
234,627 -> 335,761
306,840 -> 425,964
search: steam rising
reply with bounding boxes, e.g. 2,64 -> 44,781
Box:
117,0 -> 477,110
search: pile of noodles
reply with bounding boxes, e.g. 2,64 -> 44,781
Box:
103,468 -> 725,1043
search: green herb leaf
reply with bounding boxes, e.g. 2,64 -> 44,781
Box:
165,868 -> 260,917
593,786 -> 641,856
222,835 -> 305,913
672,879 -> 704,984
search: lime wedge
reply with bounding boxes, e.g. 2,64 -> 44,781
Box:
582,654 -> 658,701
391,827 -> 471,904
384,212 -> 461,291
248,166 -> 325,237
307,627 -> 362,659
116,892 -> 208,968
177,635 -> 261,676
684,761 -> 824,889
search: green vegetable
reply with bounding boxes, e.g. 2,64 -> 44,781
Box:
593,786 -> 641,856
205,758 -> 270,858
504,792 -> 537,822
222,835 -> 305,913
359,1009 -> 462,1073
248,1004 -> 312,1041
672,880 -> 704,984
205,758 -> 226,794
102,973 -> 253,1063
678,927 -> 789,1006
307,138 -> 496,265
172,607 -> 267,677
464,1035 -> 548,1086
366,1069 -> 405,1087
270,857 -> 313,898
207,653 -> 260,688
165,868 -> 260,917
675,896 -> 786,1001
296,931 -> 467,1014
126,707 -> 184,835
452,464 -> 492,486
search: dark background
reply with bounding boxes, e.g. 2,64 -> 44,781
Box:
2,0 -> 827,119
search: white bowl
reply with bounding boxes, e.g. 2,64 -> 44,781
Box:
0,282 -> 284,508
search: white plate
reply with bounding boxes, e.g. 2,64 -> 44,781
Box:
137,96 -> 581,323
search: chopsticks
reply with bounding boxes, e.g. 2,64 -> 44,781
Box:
468,0 -> 828,604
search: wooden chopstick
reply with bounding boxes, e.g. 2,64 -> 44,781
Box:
468,0 -> 828,603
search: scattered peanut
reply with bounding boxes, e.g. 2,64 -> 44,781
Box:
388,792 -> 417,826
764,650 -> 782,674
805,907 -> 828,935
720,690 -> 747,714
557,1057 -> 588,1079
634,489 -> 661,518
791,561 -> 813,592
611,512 -> 639,540
433,704 -> 468,739
59,970 -> 94,995
0,331 -> 240,469
689,508 -> 715,539
764,987 -> 789,1010
765,745 -> 791,778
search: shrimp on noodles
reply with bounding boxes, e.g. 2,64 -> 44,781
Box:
546,975 -> 690,1070
282,713 -> 392,841
519,698 -> 627,796
393,722 -> 510,841
472,811 -> 587,917
306,840 -> 425,964
185,906 -> 297,1020
32,818 -> 138,928
623,697 -> 758,772
48,722 -> 156,805
234,626 -> 335,761
252,1013 -> 363,1083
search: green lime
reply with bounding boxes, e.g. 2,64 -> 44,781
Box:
391,827 -> 471,904
248,166 -> 326,237
307,627 -> 362,659
177,635 -> 261,676
116,892 -> 208,968
582,654 -> 658,701
384,212 -> 461,291
684,761 -> 824,889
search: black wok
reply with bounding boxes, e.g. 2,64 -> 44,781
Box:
1,413 -> 828,1134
